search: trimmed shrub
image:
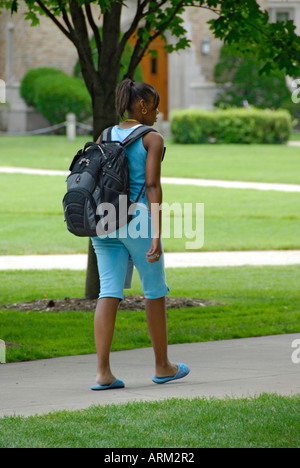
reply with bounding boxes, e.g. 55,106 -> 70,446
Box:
170,108 -> 294,144
33,73 -> 92,124
20,67 -> 63,107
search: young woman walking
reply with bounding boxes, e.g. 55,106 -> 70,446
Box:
90,79 -> 190,390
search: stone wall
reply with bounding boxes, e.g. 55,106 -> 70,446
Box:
167,0 -> 300,113
168,7 -> 224,112
186,6 -> 222,84
0,3 -> 80,131
0,3 -> 80,83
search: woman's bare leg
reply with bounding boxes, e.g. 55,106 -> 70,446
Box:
145,297 -> 178,378
94,297 -> 120,385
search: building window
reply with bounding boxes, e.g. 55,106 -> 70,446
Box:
269,8 -> 295,23
151,57 -> 157,75
276,11 -> 290,22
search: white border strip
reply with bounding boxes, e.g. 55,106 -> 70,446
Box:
1,251 -> 300,270
1,166 -> 300,192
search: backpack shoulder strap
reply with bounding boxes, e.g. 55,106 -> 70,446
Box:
101,125 -> 166,162
100,125 -> 157,147
122,125 -> 157,147
100,126 -> 113,143
123,125 -> 166,161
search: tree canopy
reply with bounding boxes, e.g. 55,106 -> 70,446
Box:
1,0 -> 299,83
214,43 -> 292,109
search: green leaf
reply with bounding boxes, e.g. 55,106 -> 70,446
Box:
24,11 -> 40,26
258,61 -> 273,76
148,49 -> 158,58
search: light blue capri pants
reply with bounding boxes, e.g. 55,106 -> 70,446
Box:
91,204 -> 170,301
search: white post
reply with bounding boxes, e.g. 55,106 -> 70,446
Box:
66,113 -> 76,142
0,79 -> 6,104
6,22 -> 15,83
153,112 -> 164,134
0,340 -> 6,364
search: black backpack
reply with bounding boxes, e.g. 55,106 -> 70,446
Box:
63,125 -> 158,237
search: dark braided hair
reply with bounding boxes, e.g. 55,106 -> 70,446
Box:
116,79 -> 160,118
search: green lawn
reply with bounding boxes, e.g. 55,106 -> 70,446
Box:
0,135 -> 87,170
163,142 -> 300,184
0,135 -> 300,184
1,265 -> 299,362
0,173 -> 299,254
0,394 -> 299,448
1,137 -> 299,253
290,131 -> 300,141
0,136 -> 299,447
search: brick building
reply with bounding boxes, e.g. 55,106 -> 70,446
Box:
0,0 -> 299,132
0,2 -> 92,132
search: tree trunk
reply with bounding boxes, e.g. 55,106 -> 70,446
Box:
85,238 -> 100,299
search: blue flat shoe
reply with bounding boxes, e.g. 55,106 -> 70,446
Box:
91,379 -> 125,391
152,363 -> 190,384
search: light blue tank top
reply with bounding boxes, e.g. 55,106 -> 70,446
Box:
111,125 -> 149,208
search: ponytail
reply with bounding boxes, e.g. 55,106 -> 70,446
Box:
116,79 -> 160,118
116,79 -> 133,119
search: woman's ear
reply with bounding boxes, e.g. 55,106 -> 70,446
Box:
139,98 -> 147,114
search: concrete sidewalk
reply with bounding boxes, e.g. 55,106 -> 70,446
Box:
1,250 -> 300,270
1,166 -> 300,192
0,334 -> 299,418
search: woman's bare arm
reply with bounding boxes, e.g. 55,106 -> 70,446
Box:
143,131 -> 165,262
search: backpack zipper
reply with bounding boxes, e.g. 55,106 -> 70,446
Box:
102,169 -> 124,187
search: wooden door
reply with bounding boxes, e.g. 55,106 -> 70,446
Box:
130,35 -> 169,121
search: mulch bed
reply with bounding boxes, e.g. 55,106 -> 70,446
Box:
1,295 -> 222,312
